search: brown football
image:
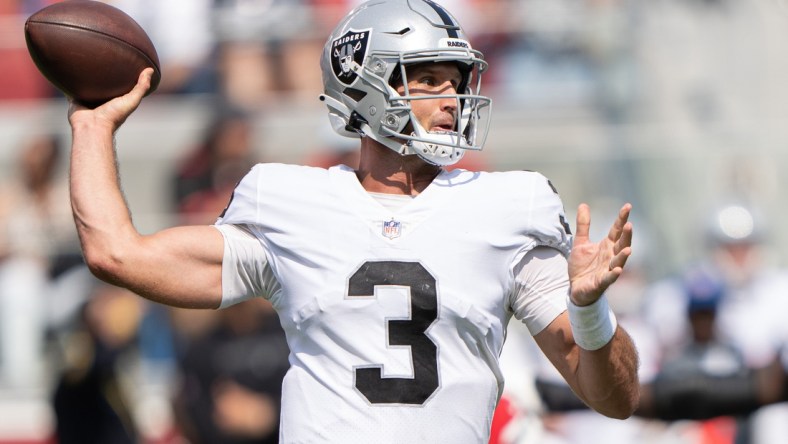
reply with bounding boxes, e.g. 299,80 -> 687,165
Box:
24,0 -> 161,108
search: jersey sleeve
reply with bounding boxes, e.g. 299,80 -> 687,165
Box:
213,223 -> 280,308
495,171 -> 572,333
522,173 -> 572,257
510,246 -> 569,335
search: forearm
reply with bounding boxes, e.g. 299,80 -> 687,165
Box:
70,119 -> 138,280
573,327 -> 640,419
535,311 -> 640,419
65,70 -> 224,309
564,294 -> 640,418
70,121 -> 224,308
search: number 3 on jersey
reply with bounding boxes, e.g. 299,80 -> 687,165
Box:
347,261 -> 440,405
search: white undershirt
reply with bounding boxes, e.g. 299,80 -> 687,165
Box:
368,192 -> 415,212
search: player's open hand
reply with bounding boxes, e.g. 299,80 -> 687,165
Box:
68,68 -> 153,133
567,203 -> 633,306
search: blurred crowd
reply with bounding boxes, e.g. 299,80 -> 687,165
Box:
3,0 -> 735,111
2,0 -> 788,443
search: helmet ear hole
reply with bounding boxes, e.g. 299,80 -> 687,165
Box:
388,64 -> 403,88
457,63 -> 473,93
344,88 -> 367,102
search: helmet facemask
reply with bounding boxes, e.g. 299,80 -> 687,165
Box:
380,53 -> 491,166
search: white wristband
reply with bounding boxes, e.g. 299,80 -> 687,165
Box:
567,295 -> 618,351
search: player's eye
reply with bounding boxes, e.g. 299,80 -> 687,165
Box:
418,76 -> 436,87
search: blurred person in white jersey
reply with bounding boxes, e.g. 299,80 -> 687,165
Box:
642,202 -> 788,443
65,0 -> 639,441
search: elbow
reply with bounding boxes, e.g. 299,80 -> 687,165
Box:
605,405 -> 638,421
81,242 -> 129,285
595,388 -> 641,420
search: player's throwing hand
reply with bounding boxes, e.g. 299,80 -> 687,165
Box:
68,68 -> 153,133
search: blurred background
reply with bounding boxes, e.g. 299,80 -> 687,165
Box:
2,0 -> 788,443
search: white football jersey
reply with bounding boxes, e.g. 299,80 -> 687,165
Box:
214,164 -> 572,443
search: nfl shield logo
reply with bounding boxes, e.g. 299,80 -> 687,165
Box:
330,28 -> 371,87
382,219 -> 402,239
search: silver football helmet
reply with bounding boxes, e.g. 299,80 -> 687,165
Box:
319,0 -> 492,166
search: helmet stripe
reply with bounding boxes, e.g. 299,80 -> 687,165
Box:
423,0 -> 460,38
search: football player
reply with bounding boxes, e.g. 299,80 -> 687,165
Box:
66,0 -> 639,442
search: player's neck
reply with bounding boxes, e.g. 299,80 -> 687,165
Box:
356,138 -> 442,196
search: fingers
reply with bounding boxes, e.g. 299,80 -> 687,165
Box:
569,203 -> 634,300
574,203 -> 591,241
609,245 -> 631,271
90,68 -> 153,129
600,265 -> 624,289
607,203 -> 632,244
132,67 -> 154,98
70,68 -> 151,113
616,220 -> 633,253
575,202 -> 632,241
577,202 -> 634,269
115,68 -> 153,110
609,204 -> 633,270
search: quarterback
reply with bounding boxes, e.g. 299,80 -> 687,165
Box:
66,0 -> 639,442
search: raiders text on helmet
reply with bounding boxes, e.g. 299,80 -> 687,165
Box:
319,0 -> 492,166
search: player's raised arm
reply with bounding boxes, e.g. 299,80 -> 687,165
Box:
68,69 -> 224,309
535,203 -> 639,419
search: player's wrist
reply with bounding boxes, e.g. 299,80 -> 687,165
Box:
69,115 -> 116,136
567,294 -> 617,351
568,283 -> 605,307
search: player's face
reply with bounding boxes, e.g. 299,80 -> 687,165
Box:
396,62 -> 463,135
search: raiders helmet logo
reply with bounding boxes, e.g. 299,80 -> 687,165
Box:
330,28 -> 371,87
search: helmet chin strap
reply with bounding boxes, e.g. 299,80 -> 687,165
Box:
407,135 -> 466,166
367,116 -> 469,166
369,125 -> 467,166
405,118 -> 468,166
